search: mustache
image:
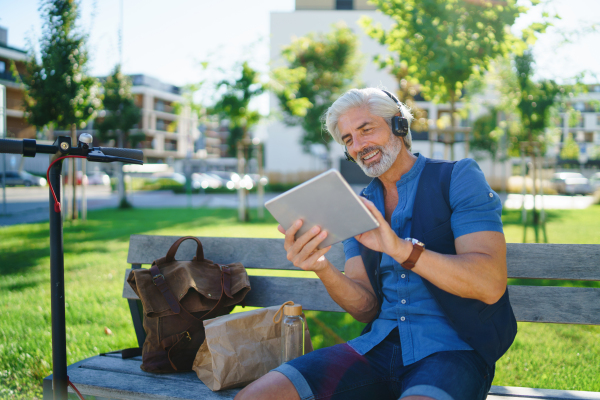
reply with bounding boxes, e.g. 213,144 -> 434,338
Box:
357,146 -> 384,161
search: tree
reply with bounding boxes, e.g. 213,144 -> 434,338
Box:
97,65 -> 142,208
271,22 -> 362,152
22,0 -> 101,219
560,133 -> 580,160
211,61 -> 264,156
361,0 -> 540,159
470,108 -> 503,162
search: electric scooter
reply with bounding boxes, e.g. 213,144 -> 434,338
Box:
0,134 -> 143,400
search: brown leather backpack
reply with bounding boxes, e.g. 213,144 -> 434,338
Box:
127,236 -> 251,373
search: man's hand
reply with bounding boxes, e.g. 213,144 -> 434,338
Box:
278,220 -> 332,272
355,198 -> 411,262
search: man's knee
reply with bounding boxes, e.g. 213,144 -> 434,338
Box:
234,371 -> 300,400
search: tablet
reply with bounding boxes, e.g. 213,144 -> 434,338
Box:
265,169 -> 379,249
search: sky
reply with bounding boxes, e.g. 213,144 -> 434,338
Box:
1,0 -> 599,100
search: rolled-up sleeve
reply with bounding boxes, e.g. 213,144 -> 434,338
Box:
343,237 -> 361,261
449,158 -> 503,238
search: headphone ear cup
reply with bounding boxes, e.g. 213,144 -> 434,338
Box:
391,116 -> 409,137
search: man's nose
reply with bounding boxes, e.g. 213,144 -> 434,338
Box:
350,136 -> 368,158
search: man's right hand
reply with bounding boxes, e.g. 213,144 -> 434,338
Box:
278,219 -> 332,273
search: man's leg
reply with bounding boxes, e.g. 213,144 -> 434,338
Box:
399,350 -> 494,400
238,340 -> 400,400
235,371 -> 299,400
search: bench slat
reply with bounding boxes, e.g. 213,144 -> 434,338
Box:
127,235 -> 346,271
122,271 -> 600,325
488,385 -> 600,399
127,236 -> 600,281
507,244 -> 600,281
64,355 -> 240,399
509,286 -> 600,325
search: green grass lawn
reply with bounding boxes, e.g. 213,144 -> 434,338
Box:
1,205 -> 599,398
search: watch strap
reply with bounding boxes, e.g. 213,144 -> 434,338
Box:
403,241 -> 424,270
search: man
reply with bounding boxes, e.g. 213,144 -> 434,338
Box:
236,88 -> 517,400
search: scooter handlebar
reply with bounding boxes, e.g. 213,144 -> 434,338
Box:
97,147 -> 144,162
0,138 -> 24,155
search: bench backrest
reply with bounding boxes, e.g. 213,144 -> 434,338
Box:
123,235 -> 600,328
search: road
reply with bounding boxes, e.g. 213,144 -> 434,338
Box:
0,185 -> 595,226
0,185 -> 281,226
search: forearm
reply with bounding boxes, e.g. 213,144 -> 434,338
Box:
314,261 -> 379,323
408,250 -> 507,304
386,232 -> 507,304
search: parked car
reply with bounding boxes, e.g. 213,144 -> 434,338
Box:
85,171 -> 111,186
191,173 -> 223,189
0,171 -> 47,187
590,172 -> 600,191
550,172 -> 594,195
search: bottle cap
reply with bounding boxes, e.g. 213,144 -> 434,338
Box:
283,304 -> 302,316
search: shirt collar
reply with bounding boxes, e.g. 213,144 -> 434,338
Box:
362,153 -> 426,196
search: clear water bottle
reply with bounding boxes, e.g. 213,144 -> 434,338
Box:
281,304 -> 305,364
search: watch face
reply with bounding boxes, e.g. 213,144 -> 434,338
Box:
405,238 -> 424,247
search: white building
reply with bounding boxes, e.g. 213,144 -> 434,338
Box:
266,0 -> 482,184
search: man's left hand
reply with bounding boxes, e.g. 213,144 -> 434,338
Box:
355,197 -> 411,261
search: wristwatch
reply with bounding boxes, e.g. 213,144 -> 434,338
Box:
402,238 -> 425,270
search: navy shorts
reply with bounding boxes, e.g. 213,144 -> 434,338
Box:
273,329 -> 494,400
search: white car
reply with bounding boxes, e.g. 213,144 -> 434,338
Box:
191,173 -> 223,189
550,172 -> 593,195
589,172 -> 600,191
85,171 -> 111,186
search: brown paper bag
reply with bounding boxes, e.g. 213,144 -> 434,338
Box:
192,304 -> 313,391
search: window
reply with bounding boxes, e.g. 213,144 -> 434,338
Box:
0,61 -> 5,74
336,0 -> 353,9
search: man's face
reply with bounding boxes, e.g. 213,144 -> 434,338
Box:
338,107 -> 402,178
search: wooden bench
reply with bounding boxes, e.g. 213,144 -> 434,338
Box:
43,235 -> 600,400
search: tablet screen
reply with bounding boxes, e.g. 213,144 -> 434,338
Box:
265,169 -> 379,249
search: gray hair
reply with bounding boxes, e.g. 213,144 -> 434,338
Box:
324,88 -> 413,151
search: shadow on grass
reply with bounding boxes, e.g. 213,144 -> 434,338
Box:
501,208 -> 567,226
0,207 -> 277,284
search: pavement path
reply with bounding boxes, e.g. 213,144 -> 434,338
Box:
0,185 -> 596,226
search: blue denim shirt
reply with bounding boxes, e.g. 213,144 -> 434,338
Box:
343,154 -> 503,365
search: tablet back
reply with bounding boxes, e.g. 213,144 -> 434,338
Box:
265,169 -> 379,249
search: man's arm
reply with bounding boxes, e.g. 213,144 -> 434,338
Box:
357,199 -> 507,305
279,221 -> 379,323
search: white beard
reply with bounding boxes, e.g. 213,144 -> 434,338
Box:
356,135 -> 403,178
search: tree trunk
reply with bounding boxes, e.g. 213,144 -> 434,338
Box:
70,123 -> 78,220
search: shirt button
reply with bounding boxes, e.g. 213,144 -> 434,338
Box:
401,299 -> 406,304
400,316 -> 406,321
401,274 -> 406,279
489,192 -> 493,198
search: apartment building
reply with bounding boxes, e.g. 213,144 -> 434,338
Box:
129,74 -> 216,162
0,27 -> 34,139
555,85 -> 600,162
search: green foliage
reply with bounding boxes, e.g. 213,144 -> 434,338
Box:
271,23 -> 363,150
21,0 -> 101,130
470,109 -> 503,161
361,0 -> 534,107
560,133 -> 580,160
511,49 -> 562,155
96,65 -> 143,147
211,61 -> 264,156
